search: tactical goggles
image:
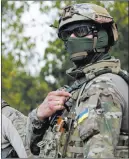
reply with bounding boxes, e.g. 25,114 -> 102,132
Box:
58,24 -> 94,41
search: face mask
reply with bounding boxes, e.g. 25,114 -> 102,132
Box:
66,30 -> 108,55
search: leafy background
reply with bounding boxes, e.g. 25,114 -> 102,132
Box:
2,0 -> 128,114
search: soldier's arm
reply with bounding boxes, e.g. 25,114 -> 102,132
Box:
26,90 -> 71,155
26,108 -> 49,155
77,78 -> 125,158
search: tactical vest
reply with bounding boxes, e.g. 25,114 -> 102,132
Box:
38,59 -> 129,158
1,100 -> 32,158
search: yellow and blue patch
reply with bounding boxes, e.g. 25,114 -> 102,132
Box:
77,108 -> 89,124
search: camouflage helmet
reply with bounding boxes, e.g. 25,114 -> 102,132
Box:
58,3 -> 118,46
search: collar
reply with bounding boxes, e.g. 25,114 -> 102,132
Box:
66,58 -> 121,81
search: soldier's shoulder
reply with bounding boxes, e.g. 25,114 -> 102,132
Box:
87,72 -> 128,89
83,73 -> 128,107
97,73 -> 128,84
93,73 -> 128,96
2,103 -> 27,122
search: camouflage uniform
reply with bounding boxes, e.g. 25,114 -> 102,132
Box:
29,59 -> 128,158
1,99 -> 35,158
29,3 -> 129,158
2,99 -> 49,158
2,114 -> 27,158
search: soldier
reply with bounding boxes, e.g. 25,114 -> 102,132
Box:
29,3 -> 129,158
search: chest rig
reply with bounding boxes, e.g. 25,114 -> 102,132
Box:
38,59 -> 129,158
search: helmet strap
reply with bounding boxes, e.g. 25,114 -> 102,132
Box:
92,29 -> 98,51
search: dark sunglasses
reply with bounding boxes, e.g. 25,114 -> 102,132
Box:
58,25 -> 94,41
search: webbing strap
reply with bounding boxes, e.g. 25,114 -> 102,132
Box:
71,52 -> 88,58
93,36 -> 98,49
70,135 -> 81,142
67,146 -> 84,154
116,146 -> 128,150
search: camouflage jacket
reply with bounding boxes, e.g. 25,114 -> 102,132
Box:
29,58 -> 129,158
2,100 -> 36,157
2,114 -> 28,158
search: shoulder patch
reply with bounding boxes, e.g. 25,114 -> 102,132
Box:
77,108 -> 89,124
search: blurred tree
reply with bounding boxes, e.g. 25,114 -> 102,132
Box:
108,2 -> 128,71
2,1 -> 35,67
2,0 -> 128,114
2,1 -> 52,114
2,53 -> 51,114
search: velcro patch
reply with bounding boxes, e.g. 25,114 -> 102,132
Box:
77,108 -> 89,124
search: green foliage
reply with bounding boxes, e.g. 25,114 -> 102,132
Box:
2,1 -> 128,114
108,2 -> 128,71
2,1 -> 51,114
2,1 -> 36,69
2,53 -> 51,114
